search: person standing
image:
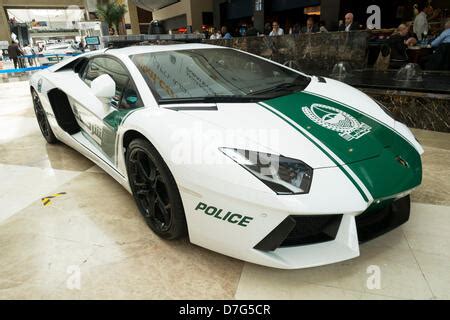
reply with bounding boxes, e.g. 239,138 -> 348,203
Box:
79,39 -> 86,53
269,21 -> 284,36
0,55 -> 4,77
7,41 -> 23,69
413,2 -> 429,40
23,44 -> 34,66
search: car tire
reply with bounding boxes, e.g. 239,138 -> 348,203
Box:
32,89 -> 58,144
126,138 -> 187,240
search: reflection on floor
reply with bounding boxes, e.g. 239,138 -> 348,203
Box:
0,81 -> 449,299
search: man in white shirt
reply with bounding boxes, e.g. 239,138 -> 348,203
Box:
22,44 -> 34,67
269,21 -> 284,36
209,27 -> 222,40
413,3 -> 429,40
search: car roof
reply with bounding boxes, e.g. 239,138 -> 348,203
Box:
107,43 -> 227,58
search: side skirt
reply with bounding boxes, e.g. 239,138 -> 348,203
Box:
59,130 -> 132,193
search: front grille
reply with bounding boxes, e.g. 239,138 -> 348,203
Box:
254,195 -> 411,252
280,215 -> 343,247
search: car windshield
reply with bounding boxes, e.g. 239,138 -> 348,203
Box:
130,48 -> 310,103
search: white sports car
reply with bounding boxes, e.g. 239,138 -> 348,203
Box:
37,43 -> 85,65
30,44 -> 423,269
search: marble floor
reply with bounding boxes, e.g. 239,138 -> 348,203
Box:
0,80 -> 449,300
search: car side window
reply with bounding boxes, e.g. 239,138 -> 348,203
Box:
82,59 -> 103,86
82,57 -> 140,108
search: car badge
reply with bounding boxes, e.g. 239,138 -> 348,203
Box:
302,103 -> 371,141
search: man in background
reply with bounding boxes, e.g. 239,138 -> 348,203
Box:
424,18 -> 450,70
221,26 -> 232,39
269,21 -> 284,36
246,23 -> 258,36
431,18 -> 450,48
22,44 -> 34,66
7,41 -> 23,69
209,27 -> 222,40
413,2 -> 429,40
302,17 -> 319,33
79,39 -> 86,53
338,13 -> 359,31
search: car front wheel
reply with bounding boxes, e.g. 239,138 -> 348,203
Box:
126,138 -> 187,240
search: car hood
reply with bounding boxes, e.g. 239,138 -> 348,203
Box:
161,77 -> 422,201
165,78 -> 402,170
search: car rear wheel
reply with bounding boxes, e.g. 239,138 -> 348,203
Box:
32,89 -> 58,144
126,138 -> 187,240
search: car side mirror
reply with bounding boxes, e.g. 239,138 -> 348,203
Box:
91,74 -> 115,99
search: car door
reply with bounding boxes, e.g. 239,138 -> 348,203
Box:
75,55 -> 144,164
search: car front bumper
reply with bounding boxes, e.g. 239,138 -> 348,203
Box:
182,180 -> 411,269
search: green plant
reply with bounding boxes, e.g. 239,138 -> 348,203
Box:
96,1 -> 128,35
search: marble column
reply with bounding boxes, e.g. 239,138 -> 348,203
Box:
127,0 -> 140,35
253,0 -> 265,35
0,0 -> 11,43
320,0 -> 341,31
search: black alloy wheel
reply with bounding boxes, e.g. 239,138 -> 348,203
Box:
32,90 -> 58,144
126,138 -> 187,239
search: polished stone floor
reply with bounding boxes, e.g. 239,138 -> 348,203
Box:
0,81 -> 449,300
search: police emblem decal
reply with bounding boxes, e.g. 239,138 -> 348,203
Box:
302,103 -> 371,141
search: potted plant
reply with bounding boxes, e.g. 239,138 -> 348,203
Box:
96,1 -> 128,35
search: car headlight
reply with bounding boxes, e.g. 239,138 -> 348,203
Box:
219,148 -> 313,195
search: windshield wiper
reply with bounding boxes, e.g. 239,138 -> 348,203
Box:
248,77 -> 311,97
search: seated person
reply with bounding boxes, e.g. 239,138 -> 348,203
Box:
431,19 -> 450,48
301,17 -> 319,33
424,19 -> 450,70
269,21 -> 284,36
246,23 -> 258,36
338,13 -> 359,31
221,26 -> 232,39
388,24 -> 417,68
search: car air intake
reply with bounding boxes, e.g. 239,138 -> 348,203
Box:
254,214 -> 343,251
356,195 -> 410,242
